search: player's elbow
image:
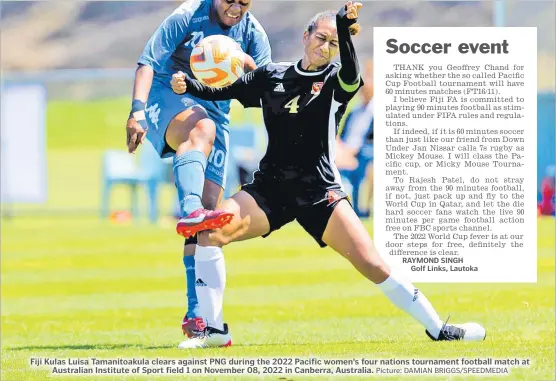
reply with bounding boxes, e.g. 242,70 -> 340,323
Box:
339,69 -> 359,87
338,69 -> 361,93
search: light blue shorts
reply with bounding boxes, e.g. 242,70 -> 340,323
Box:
144,83 -> 229,189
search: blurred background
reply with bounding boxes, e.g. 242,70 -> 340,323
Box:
1,3 -> 555,380
1,0 -> 554,220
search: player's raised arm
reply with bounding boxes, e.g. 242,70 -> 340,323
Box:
127,7 -> 189,153
170,68 -> 267,108
336,1 -> 363,92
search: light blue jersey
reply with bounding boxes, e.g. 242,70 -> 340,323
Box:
138,0 -> 271,188
139,0 -> 271,126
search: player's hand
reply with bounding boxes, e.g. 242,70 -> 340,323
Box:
345,1 -> 362,19
243,53 -> 257,73
171,71 -> 187,94
126,117 -> 147,154
335,147 -> 358,170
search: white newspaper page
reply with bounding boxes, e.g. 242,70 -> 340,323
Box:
373,27 -> 537,283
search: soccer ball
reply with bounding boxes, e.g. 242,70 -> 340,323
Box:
190,35 -> 245,88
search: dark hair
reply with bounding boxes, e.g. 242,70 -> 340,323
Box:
305,10 -> 360,36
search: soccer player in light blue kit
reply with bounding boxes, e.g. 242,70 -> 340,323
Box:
125,0 -> 271,348
338,59 -> 374,217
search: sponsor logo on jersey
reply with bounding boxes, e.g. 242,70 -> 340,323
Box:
181,97 -> 196,108
192,16 -> 209,23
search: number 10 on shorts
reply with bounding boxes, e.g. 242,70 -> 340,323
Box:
208,146 -> 225,168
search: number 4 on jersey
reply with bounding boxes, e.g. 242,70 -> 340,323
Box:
284,95 -> 300,114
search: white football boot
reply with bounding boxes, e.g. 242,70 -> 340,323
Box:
178,323 -> 232,349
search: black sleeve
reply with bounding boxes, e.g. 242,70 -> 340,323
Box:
335,5 -> 361,91
184,66 -> 267,108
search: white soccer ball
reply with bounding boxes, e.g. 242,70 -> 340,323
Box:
190,35 -> 245,88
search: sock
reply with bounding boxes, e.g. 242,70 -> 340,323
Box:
194,245 -> 226,331
183,255 -> 199,319
376,270 -> 444,338
173,150 -> 206,217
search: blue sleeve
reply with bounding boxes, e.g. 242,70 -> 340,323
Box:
138,10 -> 189,72
246,18 -> 272,67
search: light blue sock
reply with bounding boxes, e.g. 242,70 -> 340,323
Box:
173,150 -> 206,217
183,255 -> 200,318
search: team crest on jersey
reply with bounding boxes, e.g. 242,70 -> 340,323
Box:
311,82 -> 324,94
327,190 -> 342,205
181,97 -> 196,109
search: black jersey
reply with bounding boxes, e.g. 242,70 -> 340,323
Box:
186,60 -> 362,187
184,3 -> 362,189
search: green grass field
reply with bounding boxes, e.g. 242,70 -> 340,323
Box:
2,215 -> 555,381
1,97 -> 555,380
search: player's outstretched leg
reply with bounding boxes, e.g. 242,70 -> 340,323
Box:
178,191 -> 268,349
322,200 -> 486,341
165,109 -> 233,238
181,180 -> 227,339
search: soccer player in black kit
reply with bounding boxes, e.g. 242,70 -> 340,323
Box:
171,1 -> 486,348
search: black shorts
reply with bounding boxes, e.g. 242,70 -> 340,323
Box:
241,173 -> 350,248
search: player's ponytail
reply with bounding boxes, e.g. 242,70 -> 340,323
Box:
348,23 -> 360,36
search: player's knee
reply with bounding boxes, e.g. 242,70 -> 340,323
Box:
210,234 -> 231,247
167,108 -> 214,154
205,216 -> 244,247
352,239 -> 383,267
190,118 -> 216,148
351,240 -> 369,256
199,231 -> 229,247
201,198 -> 244,246
175,118 -> 215,157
